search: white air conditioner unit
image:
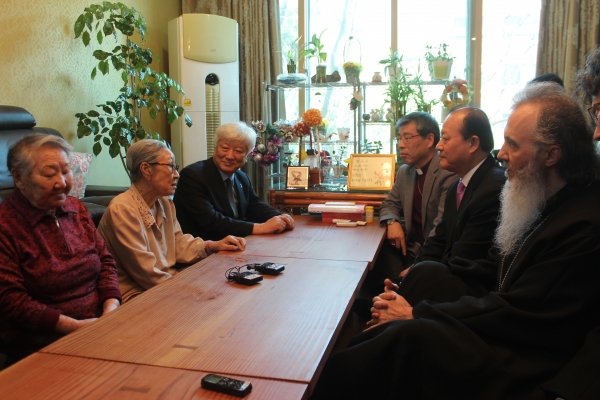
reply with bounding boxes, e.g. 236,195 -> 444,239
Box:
168,14 -> 240,167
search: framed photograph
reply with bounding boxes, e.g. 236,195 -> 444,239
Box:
347,154 -> 395,190
286,166 -> 310,189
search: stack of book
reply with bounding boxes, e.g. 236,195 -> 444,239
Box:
307,202 -> 366,223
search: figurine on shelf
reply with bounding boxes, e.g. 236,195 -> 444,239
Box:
370,109 -> 380,122
337,127 -> 350,142
385,108 -> 394,122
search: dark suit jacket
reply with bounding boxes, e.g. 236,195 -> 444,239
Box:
173,158 -> 280,240
414,154 -> 506,265
379,152 -> 457,240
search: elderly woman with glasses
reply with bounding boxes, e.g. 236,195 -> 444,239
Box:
0,134 -> 121,365
98,139 -> 245,303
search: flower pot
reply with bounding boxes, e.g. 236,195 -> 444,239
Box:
287,63 -> 297,73
428,59 -> 453,80
344,68 -> 360,85
309,168 -> 321,186
316,64 -> 327,84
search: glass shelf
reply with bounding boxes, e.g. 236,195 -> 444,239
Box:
266,79 -> 450,90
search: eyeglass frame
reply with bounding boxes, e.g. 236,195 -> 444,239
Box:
394,133 -> 423,144
149,162 -> 180,173
587,103 -> 600,126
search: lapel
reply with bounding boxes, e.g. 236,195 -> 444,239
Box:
456,154 -> 495,216
448,154 -> 496,246
420,152 -> 439,229
403,165 -> 416,230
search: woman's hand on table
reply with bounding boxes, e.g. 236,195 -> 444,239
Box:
212,235 -> 246,252
102,298 -> 121,315
55,315 -> 98,334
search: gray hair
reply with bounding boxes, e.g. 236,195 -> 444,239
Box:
395,111 -> 440,145
575,46 -> 600,104
214,122 -> 256,155
512,82 -> 600,185
126,139 -> 170,182
8,134 -> 73,177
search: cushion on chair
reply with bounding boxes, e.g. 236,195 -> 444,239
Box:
68,152 -> 93,199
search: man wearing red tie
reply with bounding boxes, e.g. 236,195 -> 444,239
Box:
398,107 -> 506,305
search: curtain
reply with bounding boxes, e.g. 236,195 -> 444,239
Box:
182,0 -> 282,199
536,0 -> 600,91
182,0 -> 282,123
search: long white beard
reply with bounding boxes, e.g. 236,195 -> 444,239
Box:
494,160 -> 548,256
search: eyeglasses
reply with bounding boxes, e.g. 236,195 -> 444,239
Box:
587,104 -> 600,126
394,134 -> 421,144
149,163 -> 179,173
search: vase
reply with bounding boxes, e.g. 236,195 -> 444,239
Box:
372,72 -> 382,82
287,62 -> 297,73
385,109 -> 394,122
370,110 -> 380,122
316,64 -> 327,84
428,59 -> 453,80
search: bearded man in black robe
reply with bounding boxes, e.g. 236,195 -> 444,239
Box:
311,82 -> 600,400
531,46 -> 600,400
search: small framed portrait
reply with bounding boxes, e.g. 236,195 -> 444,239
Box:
286,166 -> 309,190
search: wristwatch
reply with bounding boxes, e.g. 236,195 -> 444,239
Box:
386,218 -> 398,226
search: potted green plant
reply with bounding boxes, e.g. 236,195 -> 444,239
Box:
379,49 -> 413,120
300,30 -> 327,83
424,43 -> 454,80
283,37 -> 301,73
411,64 -> 438,113
73,2 -> 192,178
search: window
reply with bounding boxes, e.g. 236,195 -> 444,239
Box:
480,1 -> 541,147
278,0 -> 541,152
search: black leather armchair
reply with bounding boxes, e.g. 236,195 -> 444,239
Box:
0,105 -> 115,225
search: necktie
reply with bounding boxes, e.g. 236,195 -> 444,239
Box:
226,177 -> 239,219
456,180 -> 466,210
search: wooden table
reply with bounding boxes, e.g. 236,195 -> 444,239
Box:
0,353 -> 307,400
221,214 -> 385,266
42,254 -> 368,386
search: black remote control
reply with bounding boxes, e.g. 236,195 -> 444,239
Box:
249,262 -> 285,275
233,271 -> 263,286
201,374 -> 252,397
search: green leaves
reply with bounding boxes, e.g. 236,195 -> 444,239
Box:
82,31 -> 91,46
74,2 -> 192,167
92,50 -> 111,60
74,14 -> 86,38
